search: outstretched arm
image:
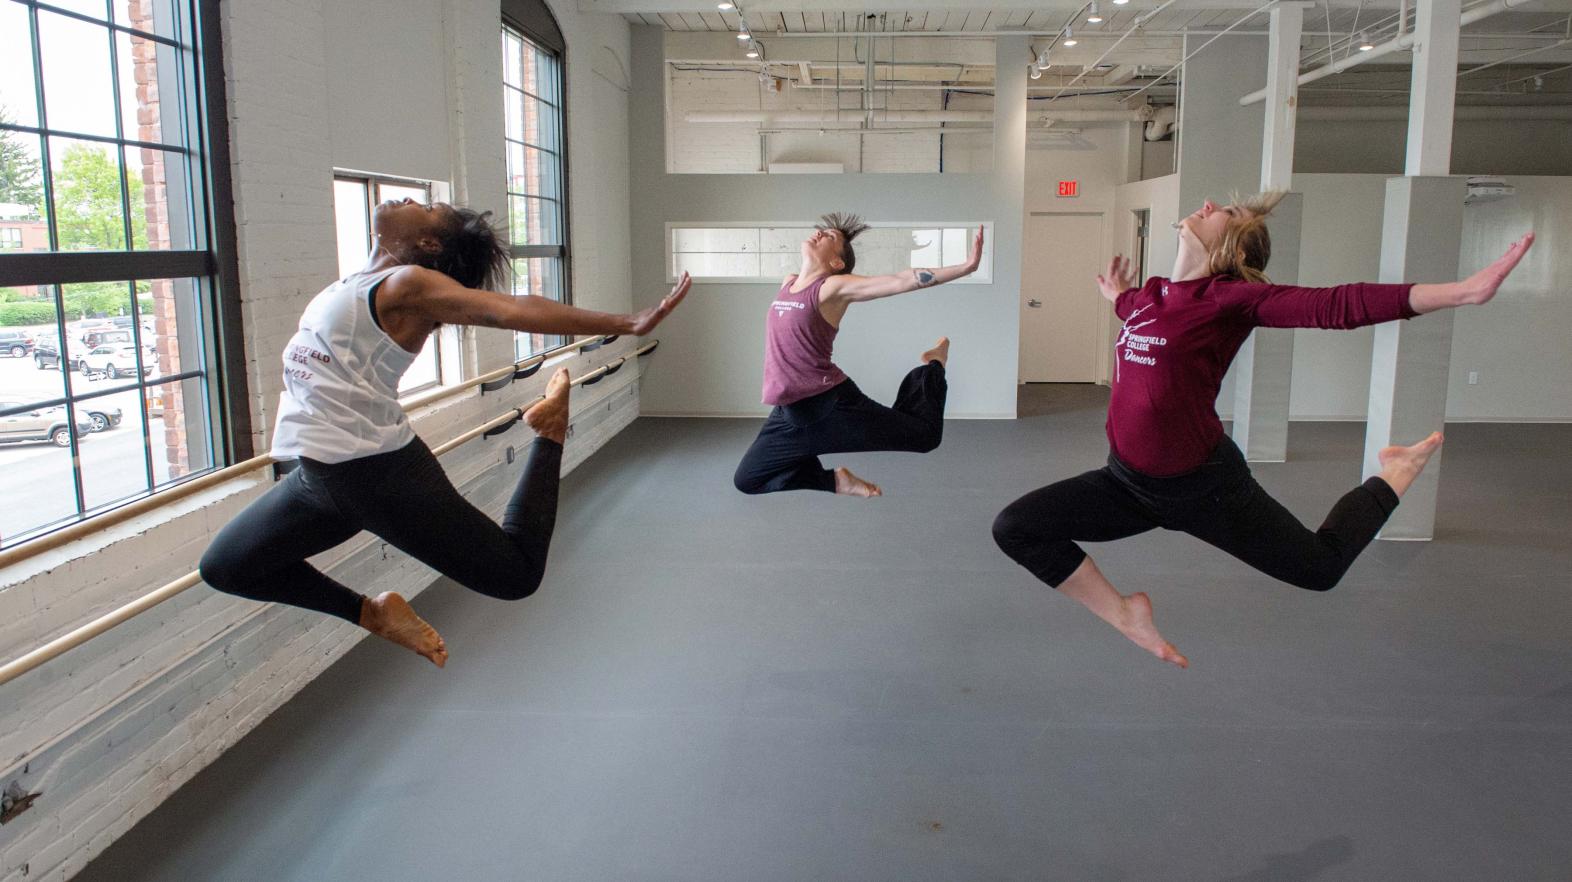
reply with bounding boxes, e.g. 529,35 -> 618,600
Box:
396,267 -> 691,337
1242,232 -> 1534,329
1408,233 -> 1534,314
822,226 -> 984,304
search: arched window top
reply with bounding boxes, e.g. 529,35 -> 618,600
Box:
502,0 -> 564,55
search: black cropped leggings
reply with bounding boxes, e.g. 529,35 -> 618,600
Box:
200,436 -> 561,623
733,363 -> 947,494
992,437 -> 1400,592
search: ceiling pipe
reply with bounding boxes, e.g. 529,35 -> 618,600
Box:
1239,0 -> 1543,105
1298,104 -> 1572,121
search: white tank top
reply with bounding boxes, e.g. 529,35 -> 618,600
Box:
270,268 -> 418,463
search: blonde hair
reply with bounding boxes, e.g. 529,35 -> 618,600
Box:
1203,190 -> 1287,284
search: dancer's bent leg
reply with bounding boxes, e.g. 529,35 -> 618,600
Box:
1180,431 -> 1441,591
200,467 -> 447,666
200,468 -> 364,622
733,407 -> 837,494
351,376 -> 570,601
992,469 -> 1186,667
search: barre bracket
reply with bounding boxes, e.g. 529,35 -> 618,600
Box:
482,412 -> 524,439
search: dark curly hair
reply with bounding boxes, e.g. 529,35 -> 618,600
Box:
817,211 -> 871,275
418,206 -> 509,291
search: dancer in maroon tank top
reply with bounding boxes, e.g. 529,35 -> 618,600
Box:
992,192 -> 1535,668
733,213 -> 984,497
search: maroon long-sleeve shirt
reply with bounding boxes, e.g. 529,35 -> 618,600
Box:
1109,275 -> 1417,476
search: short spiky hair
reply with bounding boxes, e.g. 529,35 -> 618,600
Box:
817,211 -> 871,275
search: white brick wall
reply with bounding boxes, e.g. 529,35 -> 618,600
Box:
0,1 -> 637,878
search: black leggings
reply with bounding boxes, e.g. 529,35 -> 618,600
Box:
733,363 -> 947,494
992,437 -> 1400,592
200,436 -> 561,623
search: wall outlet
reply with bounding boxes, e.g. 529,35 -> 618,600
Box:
1468,371 -> 1480,385
505,445 -> 515,464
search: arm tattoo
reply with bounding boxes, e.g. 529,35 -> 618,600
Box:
915,268 -> 937,287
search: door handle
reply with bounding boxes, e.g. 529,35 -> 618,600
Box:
1027,299 -> 1042,308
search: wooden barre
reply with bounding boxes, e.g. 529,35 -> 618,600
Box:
0,339 -> 657,687
0,335 -> 620,571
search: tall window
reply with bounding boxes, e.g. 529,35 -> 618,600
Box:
330,172 -> 444,395
502,15 -> 568,361
0,0 -> 241,550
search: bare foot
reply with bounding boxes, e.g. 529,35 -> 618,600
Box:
921,336 -> 950,368
523,367 -> 571,444
1377,431 -> 1444,497
360,592 -> 447,667
834,466 -> 883,498
1116,592 -> 1188,669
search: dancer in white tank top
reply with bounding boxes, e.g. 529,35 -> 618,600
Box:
201,198 -> 690,666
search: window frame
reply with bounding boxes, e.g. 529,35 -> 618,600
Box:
502,0 -> 571,362
329,169 -> 451,397
664,221 -> 994,285
0,0 -> 249,552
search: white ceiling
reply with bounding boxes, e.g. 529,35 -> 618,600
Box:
640,3 -> 1572,105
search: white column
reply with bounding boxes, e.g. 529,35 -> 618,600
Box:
1364,0 -> 1463,540
996,35 -> 1029,399
1231,4 -> 1304,462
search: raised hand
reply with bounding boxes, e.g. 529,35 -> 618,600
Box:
1409,232 -> 1534,314
967,225 -> 986,273
1464,232 -> 1535,306
1097,254 -> 1136,303
629,271 -> 691,336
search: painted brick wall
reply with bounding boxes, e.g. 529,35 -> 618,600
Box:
0,1 -> 636,879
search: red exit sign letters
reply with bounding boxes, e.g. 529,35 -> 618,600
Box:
1057,180 -> 1079,198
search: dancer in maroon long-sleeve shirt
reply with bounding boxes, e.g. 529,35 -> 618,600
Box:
992,192 -> 1535,668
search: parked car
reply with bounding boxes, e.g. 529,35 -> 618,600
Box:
32,336 -> 84,372
81,403 -> 123,433
0,330 -> 36,358
0,400 -> 93,447
81,344 -> 152,380
83,327 -> 146,349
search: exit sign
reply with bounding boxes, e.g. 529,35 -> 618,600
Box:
1057,180 -> 1079,198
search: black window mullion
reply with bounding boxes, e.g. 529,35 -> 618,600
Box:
26,0 -> 184,47
0,123 -> 191,156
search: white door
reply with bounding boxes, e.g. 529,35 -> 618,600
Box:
1020,213 -> 1104,383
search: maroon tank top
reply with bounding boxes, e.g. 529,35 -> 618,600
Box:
762,275 -> 848,405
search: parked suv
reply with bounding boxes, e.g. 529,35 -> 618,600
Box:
0,400 -> 94,447
82,344 -> 153,380
0,330 -> 36,358
32,335 -> 83,372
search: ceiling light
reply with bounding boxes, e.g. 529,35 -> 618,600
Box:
746,47 -> 759,58
1112,0 -> 1128,5
1357,32 -> 1374,51
717,1 -> 734,9
1030,64 -> 1043,79
1534,75 -> 1545,90
1038,49 -> 1051,67
1063,28 -> 1078,47
1087,2 -> 1103,23
737,30 -> 751,41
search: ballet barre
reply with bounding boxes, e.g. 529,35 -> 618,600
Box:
0,339 -> 659,687
0,335 -> 617,572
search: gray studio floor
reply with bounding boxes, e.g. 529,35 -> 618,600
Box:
82,385 -> 1572,881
